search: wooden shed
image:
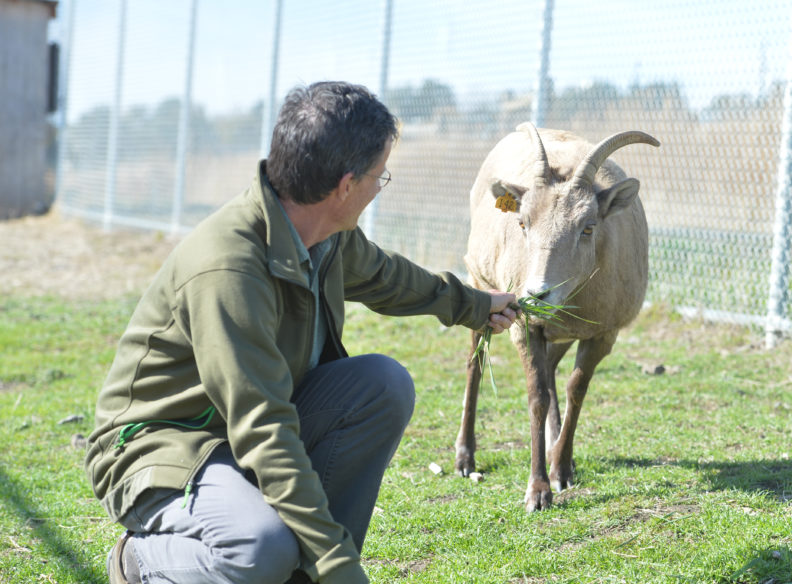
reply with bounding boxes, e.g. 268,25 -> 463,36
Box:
0,0 -> 58,219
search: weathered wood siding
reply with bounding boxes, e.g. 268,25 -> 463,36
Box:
0,0 -> 56,219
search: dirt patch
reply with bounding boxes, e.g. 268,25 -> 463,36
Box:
555,502 -> 702,554
0,380 -> 24,393
364,556 -> 432,577
426,494 -> 459,505
0,208 -> 179,301
554,486 -> 596,505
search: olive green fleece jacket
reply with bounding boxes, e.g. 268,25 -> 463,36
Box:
85,161 -> 492,584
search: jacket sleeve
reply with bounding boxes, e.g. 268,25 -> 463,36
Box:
339,228 -> 492,329
174,269 -> 368,584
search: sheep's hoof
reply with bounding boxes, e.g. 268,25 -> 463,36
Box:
454,446 -> 475,477
549,460 -> 575,492
524,479 -> 553,512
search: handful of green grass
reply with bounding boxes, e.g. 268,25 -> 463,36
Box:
473,272 -> 601,390
473,293 -> 593,392
474,295 -> 567,360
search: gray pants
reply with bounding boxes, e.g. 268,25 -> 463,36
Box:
118,354 -> 415,583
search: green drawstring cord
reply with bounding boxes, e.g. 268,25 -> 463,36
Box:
114,405 -> 217,450
114,405 -> 217,511
182,481 -> 194,509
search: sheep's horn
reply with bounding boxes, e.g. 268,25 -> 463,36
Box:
571,131 -> 660,189
517,122 -> 551,188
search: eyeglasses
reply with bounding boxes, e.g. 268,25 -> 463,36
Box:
361,169 -> 392,188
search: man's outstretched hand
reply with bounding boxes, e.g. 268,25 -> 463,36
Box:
484,290 -> 518,334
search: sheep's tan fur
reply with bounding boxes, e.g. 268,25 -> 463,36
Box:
456,124 -> 659,511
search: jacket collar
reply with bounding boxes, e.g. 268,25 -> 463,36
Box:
255,160 -> 309,286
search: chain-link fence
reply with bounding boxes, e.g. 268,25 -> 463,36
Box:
52,0 -> 792,343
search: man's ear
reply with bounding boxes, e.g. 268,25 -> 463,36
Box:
491,180 -> 523,214
335,171 -> 356,202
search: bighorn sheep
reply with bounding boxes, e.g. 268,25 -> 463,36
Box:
456,123 -> 659,511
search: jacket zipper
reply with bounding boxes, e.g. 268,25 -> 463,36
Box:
317,238 -> 347,360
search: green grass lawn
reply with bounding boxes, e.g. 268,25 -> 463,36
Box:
1,296 -> 790,583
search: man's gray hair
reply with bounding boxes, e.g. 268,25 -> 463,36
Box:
267,81 -> 399,205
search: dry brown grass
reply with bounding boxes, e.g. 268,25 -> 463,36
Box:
0,206 -> 178,300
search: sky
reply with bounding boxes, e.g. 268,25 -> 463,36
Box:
52,0 -> 792,122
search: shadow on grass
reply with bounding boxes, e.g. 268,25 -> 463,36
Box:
727,545 -> 792,583
607,456 -> 792,501
0,466 -> 104,584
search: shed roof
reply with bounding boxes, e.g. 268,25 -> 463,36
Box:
2,0 -> 58,18
32,0 -> 58,18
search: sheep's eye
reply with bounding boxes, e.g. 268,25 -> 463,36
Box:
582,224 -> 595,236
518,219 -> 527,231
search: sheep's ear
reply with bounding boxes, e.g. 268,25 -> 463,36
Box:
491,181 -> 523,214
596,178 -> 639,219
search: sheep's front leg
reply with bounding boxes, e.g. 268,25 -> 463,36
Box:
517,325 -> 553,511
455,330 -> 483,477
548,334 -> 615,492
545,340 -> 574,458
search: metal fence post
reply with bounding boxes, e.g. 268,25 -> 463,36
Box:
259,0 -> 283,159
103,0 -> 127,231
362,0 -> 393,240
765,44 -> 792,348
171,0 -> 198,235
54,0 -> 75,207
531,0 -> 553,128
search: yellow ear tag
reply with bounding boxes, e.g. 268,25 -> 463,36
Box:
495,191 -> 517,213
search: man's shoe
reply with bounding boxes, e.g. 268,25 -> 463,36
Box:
107,532 -> 141,584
